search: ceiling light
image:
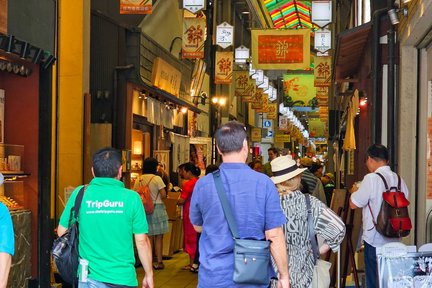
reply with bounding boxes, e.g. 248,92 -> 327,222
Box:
180,107 -> 188,114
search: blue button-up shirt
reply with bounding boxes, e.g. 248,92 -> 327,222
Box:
190,162 -> 286,288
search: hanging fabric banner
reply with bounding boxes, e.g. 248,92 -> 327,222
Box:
314,56 -> 332,87
251,88 -> 264,110
120,0 -> 152,14
316,87 -> 329,107
182,17 -> 206,59
251,29 -> 310,70
241,78 -> 256,102
235,71 -> 254,100
215,51 -> 233,84
267,103 -> 278,120
283,73 -> 316,107
255,93 -> 269,113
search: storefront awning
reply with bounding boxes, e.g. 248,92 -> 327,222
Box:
140,81 -> 204,114
334,23 -> 372,82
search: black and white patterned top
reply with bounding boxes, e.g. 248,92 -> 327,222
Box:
271,190 -> 346,288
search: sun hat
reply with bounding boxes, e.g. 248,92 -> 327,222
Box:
271,156 -> 307,184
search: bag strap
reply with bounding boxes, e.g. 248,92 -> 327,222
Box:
68,185 -> 86,228
375,172 -> 389,191
212,170 -> 239,239
305,194 -> 319,263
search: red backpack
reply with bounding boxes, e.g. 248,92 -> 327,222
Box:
137,175 -> 156,215
368,173 -> 412,238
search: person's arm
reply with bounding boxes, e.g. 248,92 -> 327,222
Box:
349,198 -> 359,209
57,224 -> 67,237
135,233 -> 154,288
0,252 -> 11,288
265,227 -> 290,288
159,188 -> 167,199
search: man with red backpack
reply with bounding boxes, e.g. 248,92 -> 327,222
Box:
350,144 -> 410,288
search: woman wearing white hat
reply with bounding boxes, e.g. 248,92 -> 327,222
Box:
270,156 -> 345,288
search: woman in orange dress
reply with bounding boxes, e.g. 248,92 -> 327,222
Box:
177,162 -> 201,270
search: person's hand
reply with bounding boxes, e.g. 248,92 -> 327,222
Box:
142,274 -> 154,288
277,277 -> 290,288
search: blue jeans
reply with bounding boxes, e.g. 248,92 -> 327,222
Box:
364,241 -> 378,288
79,279 -> 110,288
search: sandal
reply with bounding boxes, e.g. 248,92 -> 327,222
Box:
190,265 -> 199,273
182,264 -> 192,270
153,262 -> 165,270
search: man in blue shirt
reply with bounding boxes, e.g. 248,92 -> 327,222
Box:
0,201 -> 14,288
190,121 -> 289,288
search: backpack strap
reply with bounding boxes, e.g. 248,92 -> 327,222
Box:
68,185 -> 87,228
397,174 -> 401,191
367,173 -> 388,227
375,172 -> 389,191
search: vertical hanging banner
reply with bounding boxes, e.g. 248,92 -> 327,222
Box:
183,0 -> 206,14
182,17 -> 206,59
120,0 -> 152,14
267,103 -> 278,120
283,73 -> 316,107
242,78 -> 256,102
216,22 -> 234,49
314,56 -> 332,87
215,52 -> 233,84
251,88 -> 264,110
0,0 -> 7,34
255,93 -> 269,113
251,29 -> 310,70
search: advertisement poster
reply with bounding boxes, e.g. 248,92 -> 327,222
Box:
283,73 -> 317,107
251,29 -> 310,70
120,0 -> 152,14
182,17 -> 206,59
215,51 -> 233,84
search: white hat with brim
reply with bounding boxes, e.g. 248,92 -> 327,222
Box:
271,156 -> 307,184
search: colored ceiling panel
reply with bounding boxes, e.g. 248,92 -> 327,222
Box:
263,0 -> 316,30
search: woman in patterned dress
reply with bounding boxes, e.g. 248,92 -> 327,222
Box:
270,156 -> 346,288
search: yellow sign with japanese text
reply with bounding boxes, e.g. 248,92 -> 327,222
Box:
152,57 -> 181,97
267,103 -> 278,120
182,17 -> 206,59
275,134 -> 290,143
215,52 -> 233,84
314,56 -> 332,87
120,0 -> 152,14
251,128 -> 262,142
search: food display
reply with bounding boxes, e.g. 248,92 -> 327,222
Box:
0,195 -> 23,210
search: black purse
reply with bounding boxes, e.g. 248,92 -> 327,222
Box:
213,170 -> 271,285
52,186 -> 86,286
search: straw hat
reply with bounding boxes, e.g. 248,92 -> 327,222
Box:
271,156 -> 307,184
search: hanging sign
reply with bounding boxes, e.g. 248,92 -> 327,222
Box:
314,28 -> 331,53
216,22 -> 234,49
312,1 -> 332,28
251,88 -> 264,110
235,71 -> 254,98
251,29 -> 310,70
275,134 -> 290,143
251,128 -> 262,142
215,51 -> 233,84
0,0 -> 7,34
267,103 -> 278,120
120,0 -> 152,14
182,17 -> 206,59
152,57 -> 181,96
183,0 -> 206,14
241,78 -> 256,102
314,56 -> 332,87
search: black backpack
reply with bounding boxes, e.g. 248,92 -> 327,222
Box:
368,173 -> 412,238
52,186 -> 86,286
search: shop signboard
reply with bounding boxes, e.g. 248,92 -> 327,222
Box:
151,57 -> 181,97
120,0 -> 152,14
314,56 -> 332,87
315,28 -> 331,53
255,93 -> 269,113
0,0 -> 7,34
183,0 -> 206,14
182,17 -> 206,59
251,128 -> 262,142
279,116 -> 289,131
241,78 -> 256,102
311,1 -> 332,28
267,103 -> 278,120
216,22 -> 234,49
275,134 -> 290,143
251,88 -> 264,110
251,29 -> 311,70
214,51 -> 233,84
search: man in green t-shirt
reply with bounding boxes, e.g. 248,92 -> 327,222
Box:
57,147 -> 153,288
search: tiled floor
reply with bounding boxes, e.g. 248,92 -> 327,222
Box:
136,251 -> 198,288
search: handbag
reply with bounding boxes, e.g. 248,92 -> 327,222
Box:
305,194 -> 331,288
52,185 -> 86,286
213,170 -> 271,285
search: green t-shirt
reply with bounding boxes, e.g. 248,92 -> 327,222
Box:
59,177 -> 148,286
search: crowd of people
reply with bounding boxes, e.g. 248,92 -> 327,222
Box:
43,121 -> 408,288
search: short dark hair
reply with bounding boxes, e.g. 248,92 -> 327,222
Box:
205,164 -> 219,175
214,121 -> 247,154
181,162 -> 201,177
92,147 -> 122,178
367,144 -> 389,162
268,147 -> 279,156
142,157 -> 158,174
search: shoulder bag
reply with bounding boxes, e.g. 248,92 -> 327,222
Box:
213,170 -> 271,285
52,185 -> 86,286
305,194 -> 331,288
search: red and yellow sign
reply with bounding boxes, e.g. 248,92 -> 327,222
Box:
255,93 -> 269,113
283,73 -> 316,107
251,128 -> 262,142
120,0 -> 152,14
182,17 -> 206,59
267,103 -> 278,120
251,88 -> 264,110
0,0 -> 7,34
215,52 -> 233,84
314,56 -> 332,87
152,57 -> 181,97
251,29 -> 310,70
